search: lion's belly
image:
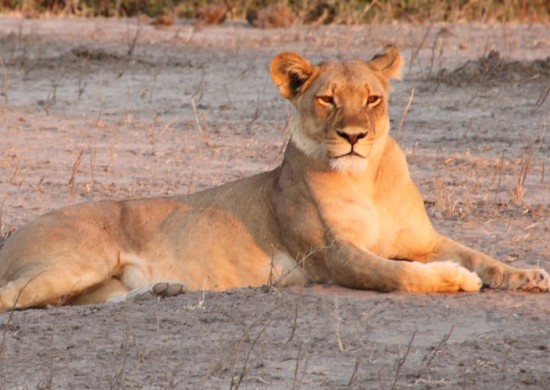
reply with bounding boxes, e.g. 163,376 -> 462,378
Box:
119,249 -> 307,291
118,205 -> 305,291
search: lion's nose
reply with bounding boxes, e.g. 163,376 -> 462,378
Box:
336,131 -> 367,145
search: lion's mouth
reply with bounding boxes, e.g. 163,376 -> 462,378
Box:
333,150 -> 365,159
328,149 -> 369,173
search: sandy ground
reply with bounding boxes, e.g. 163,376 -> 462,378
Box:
0,17 -> 549,388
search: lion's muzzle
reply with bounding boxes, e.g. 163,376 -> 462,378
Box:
336,130 -> 367,146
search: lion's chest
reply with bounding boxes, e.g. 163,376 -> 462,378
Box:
308,175 -> 396,255
318,195 -> 382,249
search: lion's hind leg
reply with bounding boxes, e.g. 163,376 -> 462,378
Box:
107,281 -> 190,304
0,207 -> 126,311
0,263 -> 116,312
74,277 -> 193,306
70,278 -> 130,305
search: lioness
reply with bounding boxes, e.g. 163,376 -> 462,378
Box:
0,47 -> 548,312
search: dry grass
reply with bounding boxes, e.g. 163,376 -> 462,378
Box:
435,179 -> 461,217
2,0 -> 549,23
511,129 -> 546,204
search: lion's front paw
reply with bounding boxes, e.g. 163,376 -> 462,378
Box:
453,264 -> 483,292
505,269 -> 550,292
438,261 -> 482,292
409,261 -> 482,293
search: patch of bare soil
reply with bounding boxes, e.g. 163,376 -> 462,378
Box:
440,50 -> 550,85
0,18 -> 549,388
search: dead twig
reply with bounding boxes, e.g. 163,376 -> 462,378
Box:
408,25 -> 432,75
333,298 -> 373,353
43,308 -> 58,389
223,85 -> 235,109
0,272 -> 47,388
422,326 -> 454,369
292,342 -> 303,390
287,290 -> 302,343
396,88 -> 415,142
96,70 -> 105,128
77,78 -> 87,100
191,67 -> 206,103
334,298 -> 346,352
531,86 -> 549,114
277,242 -> 336,287
191,98 -> 213,149
0,196 -> 5,238
248,89 -> 262,126
9,161 -> 20,185
491,150 -> 506,203
126,17 -> 142,57
111,306 -> 140,389
88,146 -> 97,192
391,330 -> 417,390
511,138 -> 536,204
347,356 -> 361,387
191,98 -> 204,133
0,56 -> 8,111
68,149 -> 84,191
230,320 -> 270,389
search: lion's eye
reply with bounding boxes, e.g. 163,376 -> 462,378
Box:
366,95 -> 381,108
317,96 -> 335,106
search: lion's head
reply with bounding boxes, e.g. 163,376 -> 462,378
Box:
270,46 -> 403,173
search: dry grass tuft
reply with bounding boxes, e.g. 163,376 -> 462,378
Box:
510,129 -> 546,204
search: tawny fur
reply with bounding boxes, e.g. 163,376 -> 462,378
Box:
0,47 -> 548,311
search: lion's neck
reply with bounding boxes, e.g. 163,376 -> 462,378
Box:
285,140 -> 330,172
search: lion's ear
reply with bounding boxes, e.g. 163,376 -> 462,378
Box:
270,52 -> 314,99
367,45 -> 403,80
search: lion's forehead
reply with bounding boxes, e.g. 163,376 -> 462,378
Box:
315,61 -> 385,95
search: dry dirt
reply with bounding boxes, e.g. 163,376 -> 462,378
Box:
0,17 -> 549,389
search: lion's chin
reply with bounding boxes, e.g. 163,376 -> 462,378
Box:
329,156 -> 369,174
